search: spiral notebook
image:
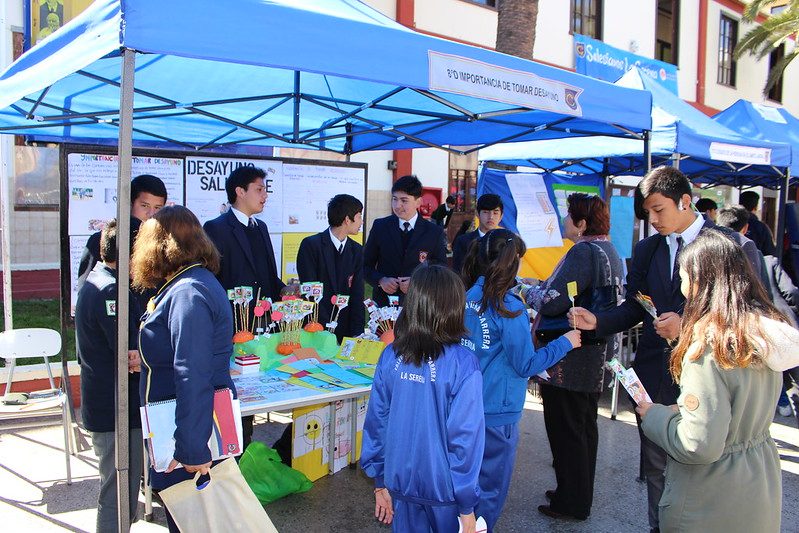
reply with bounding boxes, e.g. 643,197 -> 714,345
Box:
140,388 -> 243,472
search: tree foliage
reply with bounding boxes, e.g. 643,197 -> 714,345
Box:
734,0 -> 799,94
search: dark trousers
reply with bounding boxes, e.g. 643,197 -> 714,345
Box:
540,383 -> 599,519
635,408 -> 667,530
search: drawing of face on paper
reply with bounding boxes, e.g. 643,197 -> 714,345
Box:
293,410 -> 327,457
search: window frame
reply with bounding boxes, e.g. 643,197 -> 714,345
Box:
767,44 -> 784,103
571,0 -> 603,40
717,13 -> 738,88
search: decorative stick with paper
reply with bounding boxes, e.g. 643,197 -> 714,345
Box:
567,281 -> 578,330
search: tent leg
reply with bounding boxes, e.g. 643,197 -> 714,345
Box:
0,126 -> 13,331
776,169 -> 790,262
115,47 -> 136,533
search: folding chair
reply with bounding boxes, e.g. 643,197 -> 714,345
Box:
0,328 -> 73,484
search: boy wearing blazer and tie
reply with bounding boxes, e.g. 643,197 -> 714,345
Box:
203,165 -> 285,450
363,175 -> 448,307
296,194 -> 365,342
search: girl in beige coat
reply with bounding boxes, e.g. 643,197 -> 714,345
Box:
638,229 -> 799,533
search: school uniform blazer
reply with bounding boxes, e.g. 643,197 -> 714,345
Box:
363,214 -> 448,306
296,231 -> 365,339
138,266 -> 235,490
595,219 -> 762,404
203,209 -> 285,299
452,230 -> 480,274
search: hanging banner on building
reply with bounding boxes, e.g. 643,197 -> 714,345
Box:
429,51 -> 584,116
574,34 -> 678,94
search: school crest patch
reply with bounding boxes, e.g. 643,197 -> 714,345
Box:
419,251 -> 428,263
105,300 -> 117,316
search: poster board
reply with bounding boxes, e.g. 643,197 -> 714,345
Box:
60,145 -> 367,316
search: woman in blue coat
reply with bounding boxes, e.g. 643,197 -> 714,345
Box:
461,229 -> 580,531
131,206 -> 236,533
361,265 -> 485,533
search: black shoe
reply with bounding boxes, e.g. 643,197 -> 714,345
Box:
537,505 -> 587,521
545,490 -> 556,501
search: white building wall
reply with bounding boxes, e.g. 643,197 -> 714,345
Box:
603,0 -> 656,58
412,148 -> 449,193
362,0 -> 396,19
533,0 -> 574,67
678,0 -> 700,101
415,0 -> 497,48
703,2 -> 799,115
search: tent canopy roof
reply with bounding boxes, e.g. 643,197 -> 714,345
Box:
479,68 -> 792,187
0,0 -> 652,154
714,100 -> 799,175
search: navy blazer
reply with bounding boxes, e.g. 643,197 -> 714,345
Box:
363,214 -> 448,306
452,230 -> 480,274
595,220 -> 762,404
296,231 -> 365,341
75,263 -> 141,433
138,266 -> 235,490
203,209 -> 285,300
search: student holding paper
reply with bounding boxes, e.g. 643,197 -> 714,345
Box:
361,265 -> 485,533
522,193 -> 623,521
461,229 -> 580,531
568,167 -> 763,533
132,206 -> 236,533
638,230 -> 798,532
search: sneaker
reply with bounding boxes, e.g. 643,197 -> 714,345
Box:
778,404 -> 793,417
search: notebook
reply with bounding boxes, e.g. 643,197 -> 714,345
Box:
140,388 -> 243,472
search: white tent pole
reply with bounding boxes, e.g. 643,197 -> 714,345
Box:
0,0 -> 13,331
115,47 -> 135,533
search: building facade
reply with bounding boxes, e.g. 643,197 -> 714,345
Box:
0,0 -> 794,284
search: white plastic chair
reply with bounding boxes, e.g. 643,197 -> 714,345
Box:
0,328 -> 72,484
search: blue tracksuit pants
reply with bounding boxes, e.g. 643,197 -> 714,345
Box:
391,497 -> 460,532
475,423 -> 519,532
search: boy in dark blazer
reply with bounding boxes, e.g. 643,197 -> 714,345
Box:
203,166 -> 285,302
203,165 -> 285,450
452,193 -> 504,274
296,194 -> 365,341
568,166 -> 763,533
363,175 -> 447,306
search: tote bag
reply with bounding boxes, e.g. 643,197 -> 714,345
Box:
159,457 -> 278,532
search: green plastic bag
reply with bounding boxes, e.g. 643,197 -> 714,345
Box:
238,442 -> 313,504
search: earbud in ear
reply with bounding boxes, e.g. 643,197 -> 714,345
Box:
678,203 -> 685,211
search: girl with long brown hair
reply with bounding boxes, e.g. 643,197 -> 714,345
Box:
462,228 -> 580,531
638,229 -> 799,532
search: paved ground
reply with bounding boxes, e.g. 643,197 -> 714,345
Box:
2,389 -> 798,532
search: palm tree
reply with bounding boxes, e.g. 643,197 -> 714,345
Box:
495,0 -> 539,59
734,0 -> 799,94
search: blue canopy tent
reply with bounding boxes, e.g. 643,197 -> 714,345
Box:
713,100 -> 799,177
479,68 -> 791,188
0,1 -> 654,527
0,0 -> 653,153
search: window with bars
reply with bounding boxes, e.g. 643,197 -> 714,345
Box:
571,0 -> 602,39
717,14 -> 738,87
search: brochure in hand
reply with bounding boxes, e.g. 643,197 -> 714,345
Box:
606,358 -> 652,405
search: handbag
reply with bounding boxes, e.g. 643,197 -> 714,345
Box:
535,243 -> 619,345
158,457 -> 278,532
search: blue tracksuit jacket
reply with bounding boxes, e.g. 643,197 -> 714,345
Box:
361,343 -> 485,515
464,276 -> 572,427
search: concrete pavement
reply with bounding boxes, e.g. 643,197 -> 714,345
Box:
1,389 -> 797,532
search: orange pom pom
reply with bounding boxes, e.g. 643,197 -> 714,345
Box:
303,322 -> 324,332
379,329 -> 395,344
233,330 -> 255,344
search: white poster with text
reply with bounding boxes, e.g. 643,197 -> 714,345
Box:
505,173 -> 563,249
